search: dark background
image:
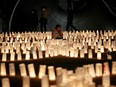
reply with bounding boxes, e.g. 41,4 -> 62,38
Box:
0,0 -> 116,32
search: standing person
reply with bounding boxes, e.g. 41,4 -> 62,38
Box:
52,24 -> 63,39
66,0 -> 77,31
39,7 -> 48,32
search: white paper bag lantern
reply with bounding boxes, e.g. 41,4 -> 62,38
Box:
28,64 -> 36,78
10,52 -> 15,61
9,63 -> 15,76
56,67 -> 62,76
32,50 -> 37,59
38,50 -> 43,59
19,63 -> 27,77
1,78 -> 10,87
22,76 -> 30,87
97,51 -> 101,60
88,49 -> 93,59
112,62 -> 116,75
38,65 -> 46,79
41,75 -> 49,87
2,53 -> 7,61
0,63 -> 7,76
25,51 -> 30,60
17,52 -> 22,60
102,74 -> 110,87
96,63 -> 102,77
48,66 -> 56,81
103,62 -> 110,75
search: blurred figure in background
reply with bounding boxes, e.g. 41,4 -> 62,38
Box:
39,6 -> 48,32
52,24 -> 63,39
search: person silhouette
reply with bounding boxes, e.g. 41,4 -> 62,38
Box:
66,0 -> 77,31
39,7 -> 48,32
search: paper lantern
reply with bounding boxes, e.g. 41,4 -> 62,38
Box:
0,63 -> 7,76
1,78 -> 10,87
96,63 -> 102,77
32,50 -> 37,59
38,50 -> 43,59
9,63 -> 15,76
38,65 -> 46,79
112,62 -> 116,75
48,66 -> 56,81
88,49 -> 93,59
25,51 -> 30,60
80,49 -> 84,58
22,76 -> 30,87
28,64 -> 36,78
17,52 -> 22,60
102,74 -> 110,87
10,52 -> 15,61
19,63 -> 27,77
103,62 -> 110,75
56,67 -> 62,76
97,51 -> 101,60
2,53 -> 7,61
41,75 -> 49,87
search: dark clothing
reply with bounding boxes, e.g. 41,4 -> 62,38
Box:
66,9 -> 77,31
39,9 -> 48,32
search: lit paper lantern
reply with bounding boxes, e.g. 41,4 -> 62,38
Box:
38,65 -> 46,79
97,51 -> 101,60
1,78 -> 10,87
9,63 -> 15,76
48,66 -> 56,81
28,64 -> 36,78
19,63 -> 27,77
102,74 -> 110,87
22,76 -> 30,87
10,52 -> 15,61
0,63 -> 6,76
96,63 -> 102,77
88,49 -> 93,59
41,75 -> 49,87
2,53 -> 7,61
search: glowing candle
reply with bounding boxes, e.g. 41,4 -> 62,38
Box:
38,65 -> 46,79
96,63 -> 102,77
1,78 -> 10,87
41,75 -> 49,87
2,53 -> 7,61
28,64 -> 36,78
0,63 -> 6,76
48,66 -> 56,81
19,63 -> 27,77
22,76 -> 30,87
10,52 -> 15,61
70,48 -> 74,57
9,63 -> 15,76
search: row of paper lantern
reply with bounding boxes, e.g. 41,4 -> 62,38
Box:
0,62 -> 116,78
0,62 -> 116,87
